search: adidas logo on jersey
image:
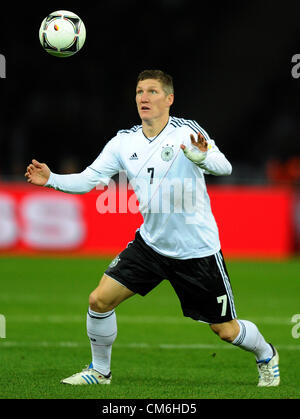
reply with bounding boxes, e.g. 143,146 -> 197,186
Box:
129,152 -> 138,160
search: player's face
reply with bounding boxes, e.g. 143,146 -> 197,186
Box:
136,79 -> 174,122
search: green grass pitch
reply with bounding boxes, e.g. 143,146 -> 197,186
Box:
0,256 -> 299,399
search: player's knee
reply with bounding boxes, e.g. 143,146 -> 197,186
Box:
210,323 -> 237,343
218,330 -> 235,342
89,291 -> 114,313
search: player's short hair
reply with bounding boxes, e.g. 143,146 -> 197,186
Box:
137,69 -> 174,95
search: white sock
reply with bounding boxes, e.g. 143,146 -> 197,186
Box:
232,319 -> 273,361
86,308 -> 117,376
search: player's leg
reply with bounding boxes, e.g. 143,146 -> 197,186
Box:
210,318 -> 279,386
61,231 -> 166,385
168,250 -> 279,386
207,250 -> 279,386
209,319 -> 240,342
210,318 -> 273,360
89,272 -> 136,313
61,274 -> 135,385
86,273 -> 135,377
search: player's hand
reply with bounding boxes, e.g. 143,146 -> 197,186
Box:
24,159 -> 50,186
180,132 -> 208,164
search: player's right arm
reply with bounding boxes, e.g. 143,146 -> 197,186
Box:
25,163 -> 107,194
25,136 -> 122,194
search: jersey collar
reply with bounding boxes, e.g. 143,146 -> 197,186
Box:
142,117 -> 170,143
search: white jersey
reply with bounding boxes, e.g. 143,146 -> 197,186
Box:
46,116 -> 232,259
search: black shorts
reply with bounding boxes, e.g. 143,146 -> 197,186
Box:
105,231 -> 237,324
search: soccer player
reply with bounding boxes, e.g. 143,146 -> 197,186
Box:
25,69 -> 280,387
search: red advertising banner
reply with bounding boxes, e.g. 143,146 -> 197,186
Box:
208,186 -> 294,258
0,183 -> 294,258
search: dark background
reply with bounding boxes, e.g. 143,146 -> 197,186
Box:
1,0 -> 300,184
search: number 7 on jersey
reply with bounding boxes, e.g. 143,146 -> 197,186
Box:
147,167 -> 154,184
217,294 -> 227,316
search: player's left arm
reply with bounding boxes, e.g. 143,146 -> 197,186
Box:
180,132 -> 232,176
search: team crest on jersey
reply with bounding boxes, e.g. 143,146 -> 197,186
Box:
161,144 -> 174,162
108,255 -> 120,269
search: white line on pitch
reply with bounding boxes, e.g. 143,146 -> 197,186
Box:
3,314 -> 293,325
1,341 -> 299,350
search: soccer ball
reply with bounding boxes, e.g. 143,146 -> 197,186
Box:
39,10 -> 86,57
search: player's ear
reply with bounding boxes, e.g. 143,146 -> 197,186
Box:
167,93 -> 174,107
